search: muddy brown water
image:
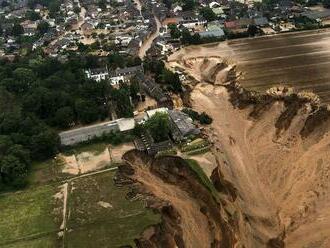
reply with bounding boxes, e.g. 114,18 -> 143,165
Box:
226,29 -> 330,103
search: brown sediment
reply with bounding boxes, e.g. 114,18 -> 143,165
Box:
117,47 -> 330,248
165,51 -> 330,247
116,151 -> 238,248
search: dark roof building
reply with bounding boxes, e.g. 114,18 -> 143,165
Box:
168,110 -> 200,141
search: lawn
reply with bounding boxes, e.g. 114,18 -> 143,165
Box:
1,143 -> 160,248
65,171 -> 160,247
0,185 -> 60,246
2,235 -> 55,248
27,158 -> 65,185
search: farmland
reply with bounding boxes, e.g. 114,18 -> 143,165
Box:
170,29 -> 330,103
0,143 -> 160,248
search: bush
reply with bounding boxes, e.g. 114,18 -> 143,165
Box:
199,112 -> 213,124
182,108 -> 213,125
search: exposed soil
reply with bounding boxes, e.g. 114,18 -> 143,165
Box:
117,151 -> 237,248
165,52 -> 330,247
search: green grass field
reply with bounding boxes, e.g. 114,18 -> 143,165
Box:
65,171 -> 160,247
1,141 -> 161,248
2,235 -> 55,248
0,185 -> 59,246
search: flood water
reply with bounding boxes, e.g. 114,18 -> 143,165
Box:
227,29 -> 330,103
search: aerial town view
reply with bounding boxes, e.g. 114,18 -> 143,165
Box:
1,0 -> 330,246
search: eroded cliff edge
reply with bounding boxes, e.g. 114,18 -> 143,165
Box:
116,55 -> 330,248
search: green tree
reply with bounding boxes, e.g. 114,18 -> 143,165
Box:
48,0 -> 60,18
111,87 -> 133,118
73,6 -> 81,14
12,23 -> 24,36
0,155 -> 28,187
199,112 -> 213,124
200,7 -> 216,22
182,0 -> 196,10
108,53 -> 125,69
53,107 -> 75,128
168,24 -> 181,39
98,0 -> 107,10
0,110 -> 21,134
145,112 -> 170,142
75,99 -> 99,124
26,10 -> 41,21
30,129 -> 59,160
0,142 -> 30,188
162,69 -> 182,93
37,21 -> 50,35
181,28 -> 192,44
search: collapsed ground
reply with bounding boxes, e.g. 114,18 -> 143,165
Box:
164,53 -> 330,247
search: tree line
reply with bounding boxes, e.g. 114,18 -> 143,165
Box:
0,53 -> 140,190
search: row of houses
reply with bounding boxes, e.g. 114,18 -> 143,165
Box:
84,64 -> 144,85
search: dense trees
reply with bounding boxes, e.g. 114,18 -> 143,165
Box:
11,23 -> 24,37
0,52 -> 145,189
26,10 -> 41,21
182,108 -> 213,125
161,69 -> 182,93
200,7 -> 217,22
0,103 -> 60,189
182,0 -> 196,10
37,21 -> 50,35
168,24 -> 181,39
0,55 -> 114,189
108,53 -> 141,69
0,137 -> 30,188
144,58 -> 182,93
145,112 -> 170,142
111,84 -> 134,118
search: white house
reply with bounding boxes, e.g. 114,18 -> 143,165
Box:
85,67 -> 109,82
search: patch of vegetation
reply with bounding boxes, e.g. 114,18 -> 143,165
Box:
182,108 -> 213,125
156,148 -> 177,157
185,146 -> 211,155
181,138 -> 210,152
65,171 -> 160,247
185,159 -> 219,202
2,235 -> 55,248
27,158 -> 64,185
135,112 -> 170,143
0,184 -> 59,246
144,59 -> 182,93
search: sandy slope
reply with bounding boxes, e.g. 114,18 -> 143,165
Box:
168,53 -> 330,247
123,154 -> 214,248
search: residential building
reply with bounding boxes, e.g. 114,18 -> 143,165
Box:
85,67 -> 109,82
168,110 -> 200,141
